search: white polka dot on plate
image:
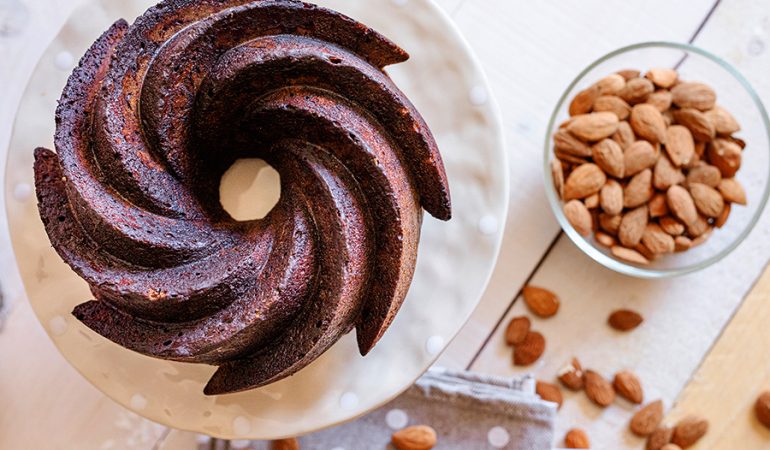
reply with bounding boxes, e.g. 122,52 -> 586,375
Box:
54,51 -> 75,70
425,335 -> 444,355
13,183 -> 32,202
232,416 -> 251,436
469,85 -> 488,105
487,426 -> 510,448
339,391 -> 359,410
478,215 -> 499,235
385,408 -> 409,429
129,393 -> 147,410
49,315 -> 68,336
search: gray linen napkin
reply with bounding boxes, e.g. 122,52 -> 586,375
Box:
201,367 -> 556,450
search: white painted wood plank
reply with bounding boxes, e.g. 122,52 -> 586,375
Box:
438,0 -> 716,369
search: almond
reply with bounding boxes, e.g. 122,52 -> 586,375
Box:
671,415 -> 708,448
674,235 -> 692,252
707,138 -> 742,177
717,178 -> 747,205
592,138 -> 625,178
686,214 -> 711,238
624,169 -> 654,208
692,228 -> 712,247
613,370 -> 644,404
689,183 -> 724,218
671,82 -> 716,111
608,309 -> 644,331
654,154 -> 685,190
625,140 -> 658,176
659,216 -> 685,236
642,223 -> 675,254
646,68 -> 678,88
647,426 -> 674,450
514,331 -> 545,366
522,285 -> 560,317
536,380 -> 563,409
686,164 -> 721,188
647,90 -> 673,112
673,108 -> 715,142
600,179 -> 624,215
584,370 -> 615,407
600,213 -> 622,235
567,112 -> 620,142
595,231 -> 616,247
564,163 -> 607,200
631,400 -> 665,436
570,85 -> 600,116
620,77 -> 655,104
564,200 -> 593,236
612,120 -> 636,149
665,125 -> 695,167
634,242 -> 656,261
617,69 -> 641,80
714,202 -> 731,228
667,185 -> 698,225
554,129 -> 593,157
661,445 -> 682,450
755,391 -> 770,429
611,246 -> 650,265
270,438 -> 300,450
504,316 -> 530,346
705,105 -> 740,135
392,425 -> 437,450
584,193 -> 599,209
595,73 -> 626,95
558,357 -> 584,390
648,193 -> 670,218
594,95 -> 631,120
619,205 -> 649,247
564,429 -> 590,449
551,159 -> 564,198
631,104 -> 667,143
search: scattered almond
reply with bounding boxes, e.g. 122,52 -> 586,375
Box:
584,370 -> 616,407
619,205 -> 649,247
647,426 -> 674,450
558,357 -> 584,390
504,316 -> 530,346
671,82 -> 716,111
564,428 -> 591,449
513,331 -> 546,366
611,245 -> 650,265
536,380 -> 563,409
665,125 -> 695,167
608,309 -> 644,331
567,112 -> 620,141
564,200 -> 593,236
755,391 -> 770,430
270,438 -> 300,450
631,400 -> 665,437
564,163 -> 607,200
689,183 -> 724,218
671,415 -> 708,448
522,286 -> 560,317
631,104 -> 667,143
613,370 -> 644,404
717,178 -> 747,205
646,68 -> 678,88
392,425 -> 437,450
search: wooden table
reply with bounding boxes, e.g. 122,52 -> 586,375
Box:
2,0 -> 770,448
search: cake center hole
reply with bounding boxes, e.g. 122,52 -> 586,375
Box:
219,158 -> 281,221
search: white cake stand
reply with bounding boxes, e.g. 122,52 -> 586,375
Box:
4,0 -> 508,439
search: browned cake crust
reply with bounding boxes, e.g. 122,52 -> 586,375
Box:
33,0 -> 450,395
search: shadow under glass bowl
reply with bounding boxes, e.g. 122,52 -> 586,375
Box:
544,41 -> 770,278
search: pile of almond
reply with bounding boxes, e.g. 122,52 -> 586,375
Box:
551,68 -> 747,265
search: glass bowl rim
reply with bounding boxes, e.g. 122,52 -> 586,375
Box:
543,40 -> 770,278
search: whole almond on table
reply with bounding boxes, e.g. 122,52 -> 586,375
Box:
522,285 -> 560,317
564,200 -> 593,236
564,428 -> 591,448
513,331 -> 546,366
558,357 -> 584,390
567,112 -> 620,141
392,425 -> 437,450
608,309 -> 644,331
564,163 -> 607,200
270,438 -> 300,450
671,415 -> 708,448
592,138 -> 625,178
504,316 -> 530,346
584,370 -> 615,407
613,370 -> 644,404
647,426 -> 674,450
671,82 -> 716,110
631,103 -> 667,143
672,108 -> 715,142
755,391 -> 770,429
536,380 -> 563,409
630,400 -> 664,436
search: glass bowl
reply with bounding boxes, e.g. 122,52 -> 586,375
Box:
544,42 -> 770,278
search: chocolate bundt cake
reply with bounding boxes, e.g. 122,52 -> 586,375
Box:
33,0 -> 450,395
